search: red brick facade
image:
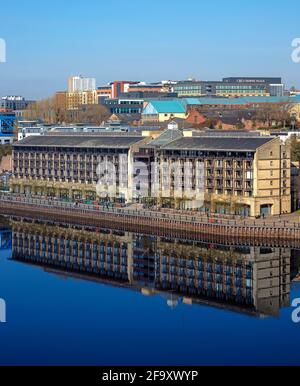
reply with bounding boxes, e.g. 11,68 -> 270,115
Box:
186,109 -> 206,126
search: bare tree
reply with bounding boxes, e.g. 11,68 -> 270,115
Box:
23,96 -> 65,124
23,96 -> 110,125
253,102 -> 293,128
75,105 -> 110,125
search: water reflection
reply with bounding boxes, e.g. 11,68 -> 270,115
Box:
9,219 -> 300,319
0,217 -> 12,250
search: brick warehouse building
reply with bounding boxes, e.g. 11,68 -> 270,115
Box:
138,130 -> 291,217
10,134 -> 148,203
11,130 -> 291,217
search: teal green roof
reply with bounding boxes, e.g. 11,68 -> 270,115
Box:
181,96 -> 300,106
148,100 -> 186,114
143,96 -> 300,116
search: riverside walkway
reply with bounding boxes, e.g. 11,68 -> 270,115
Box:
1,193 -> 300,245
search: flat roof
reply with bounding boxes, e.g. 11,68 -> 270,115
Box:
13,135 -> 146,149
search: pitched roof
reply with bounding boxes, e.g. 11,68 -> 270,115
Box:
199,108 -> 257,120
217,117 -> 241,125
147,100 -> 186,114
191,130 -> 262,138
182,96 -> 294,106
14,135 -> 146,149
108,113 -> 141,123
161,136 -> 274,152
147,129 -> 183,148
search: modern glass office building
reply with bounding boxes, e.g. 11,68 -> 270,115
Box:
173,77 -> 284,97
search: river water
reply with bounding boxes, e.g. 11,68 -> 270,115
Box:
0,216 -> 300,365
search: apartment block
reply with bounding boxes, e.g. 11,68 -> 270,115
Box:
11,129 -> 291,217
55,90 -> 98,110
138,130 -> 291,217
11,134 -> 148,202
68,76 -> 96,93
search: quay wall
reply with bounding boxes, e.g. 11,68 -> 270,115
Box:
1,201 -> 300,248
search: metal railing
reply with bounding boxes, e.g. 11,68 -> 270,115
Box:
1,192 -> 300,230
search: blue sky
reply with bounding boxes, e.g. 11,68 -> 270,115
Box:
0,0 -> 300,99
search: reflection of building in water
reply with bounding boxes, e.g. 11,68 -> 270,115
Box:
291,249 -> 300,283
0,217 -> 12,249
11,221 -> 291,317
133,236 -> 291,317
12,222 -> 133,284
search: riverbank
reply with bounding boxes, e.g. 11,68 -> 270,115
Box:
1,194 -> 300,245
